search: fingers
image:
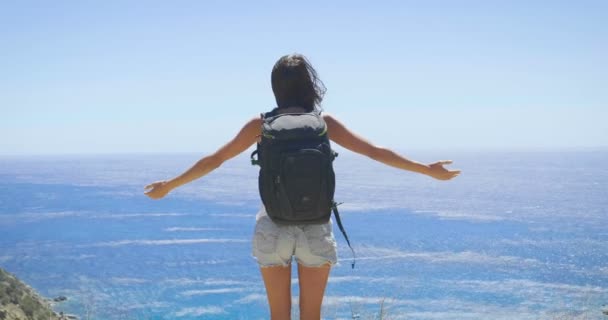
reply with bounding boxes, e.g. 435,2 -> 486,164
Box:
143,188 -> 161,199
144,181 -> 168,199
448,169 -> 461,177
449,170 -> 461,180
144,183 -> 159,197
435,168 -> 461,180
144,181 -> 164,191
144,182 -> 157,190
430,160 -> 453,168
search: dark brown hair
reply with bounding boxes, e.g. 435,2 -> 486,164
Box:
271,54 -> 326,112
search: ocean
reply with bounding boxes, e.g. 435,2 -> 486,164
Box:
0,150 -> 607,319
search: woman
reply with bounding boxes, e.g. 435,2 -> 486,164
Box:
144,54 -> 460,320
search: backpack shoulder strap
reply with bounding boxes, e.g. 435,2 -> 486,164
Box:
261,107 -> 279,120
251,109 -> 272,166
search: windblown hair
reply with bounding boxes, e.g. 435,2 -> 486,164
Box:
271,54 -> 326,112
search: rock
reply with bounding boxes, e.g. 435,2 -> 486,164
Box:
53,296 -> 68,302
0,267 -> 64,320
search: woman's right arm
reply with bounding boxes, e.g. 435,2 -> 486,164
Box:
144,117 -> 262,199
323,113 -> 460,180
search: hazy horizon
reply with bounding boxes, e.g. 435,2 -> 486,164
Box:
1,145 -> 608,158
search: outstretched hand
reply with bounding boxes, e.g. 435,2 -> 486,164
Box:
144,180 -> 171,199
427,160 -> 460,180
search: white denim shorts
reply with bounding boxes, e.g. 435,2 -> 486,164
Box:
252,206 -> 338,268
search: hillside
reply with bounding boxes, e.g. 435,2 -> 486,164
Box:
0,268 -> 63,320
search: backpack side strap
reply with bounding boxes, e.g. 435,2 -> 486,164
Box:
332,201 -> 356,269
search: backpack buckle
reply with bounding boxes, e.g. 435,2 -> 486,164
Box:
250,150 -> 260,166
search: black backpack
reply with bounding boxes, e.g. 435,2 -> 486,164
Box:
250,108 -> 355,267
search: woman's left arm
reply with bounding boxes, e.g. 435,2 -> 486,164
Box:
144,117 -> 261,199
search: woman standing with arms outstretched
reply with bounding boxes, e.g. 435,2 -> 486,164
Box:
144,54 -> 460,320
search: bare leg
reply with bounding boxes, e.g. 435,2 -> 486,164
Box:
297,263 -> 331,320
260,265 -> 292,320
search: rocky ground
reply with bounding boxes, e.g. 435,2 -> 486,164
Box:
0,267 -> 77,320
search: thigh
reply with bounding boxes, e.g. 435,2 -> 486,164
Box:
297,263 -> 331,320
260,265 -> 292,320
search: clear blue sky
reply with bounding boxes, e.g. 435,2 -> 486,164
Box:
1,0 -> 606,155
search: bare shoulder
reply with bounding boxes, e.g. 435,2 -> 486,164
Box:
248,116 -> 263,127
244,116 -> 263,143
224,115 -> 263,143
210,115 -> 262,163
243,116 -> 263,132
322,112 -> 339,128
322,112 -> 348,136
321,111 -> 378,157
322,112 -> 335,121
